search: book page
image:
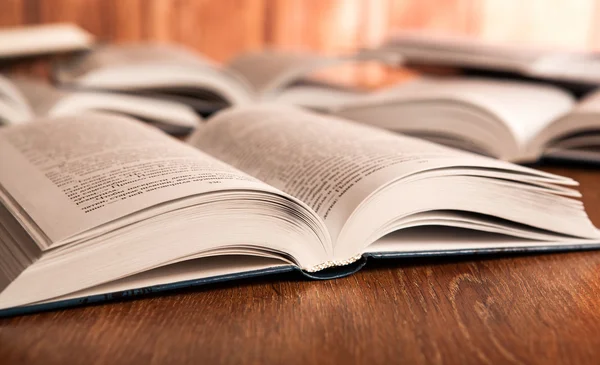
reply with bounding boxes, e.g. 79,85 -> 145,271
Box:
0,23 -> 93,59
273,84 -> 367,111
54,43 -> 254,105
381,31 -> 548,73
529,53 -> 600,84
383,78 -> 573,145
189,105 -> 559,245
276,76 -> 575,160
330,77 -> 574,159
0,76 -> 33,124
0,113 -> 272,247
367,226 -> 599,255
226,50 -> 354,95
379,32 -> 600,86
190,105 -> 599,262
0,75 -> 30,109
8,77 -> 68,116
10,77 -> 201,132
56,43 -> 218,80
570,88 -> 600,114
0,99 -> 32,126
525,88 -> 600,159
0,100 -> 18,125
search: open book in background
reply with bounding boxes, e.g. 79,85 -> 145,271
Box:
12,40 -> 597,164
52,41 -> 600,164
52,43 -> 367,116
0,106 -> 598,315
0,23 -> 93,61
0,75 -> 201,134
366,31 -> 600,97
280,74 -> 600,164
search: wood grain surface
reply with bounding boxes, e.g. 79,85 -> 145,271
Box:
0,166 -> 598,364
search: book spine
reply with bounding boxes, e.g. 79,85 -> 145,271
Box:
300,255 -> 368,280
0,265 -> 297,317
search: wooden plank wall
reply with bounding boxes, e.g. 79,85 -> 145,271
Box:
1,0 -> 600,62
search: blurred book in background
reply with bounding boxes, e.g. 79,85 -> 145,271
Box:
0,23 -> 93,60
368,31 -> 600,97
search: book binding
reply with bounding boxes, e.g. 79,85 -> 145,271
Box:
4,244 -> 600,317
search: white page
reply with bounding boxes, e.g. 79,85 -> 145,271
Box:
55,43 -> 254,105
0,113 -> 275,246
0,23 -> 93,59
0,99 -> 29,125
367,226 -> 599,254
570,88 -> 600,114
0,75 -> 33,124
273,84 -> 367,110
7,77 -> 67,116
379,31 -> 549,73
189,105 -> 573,250
0,75 -> 30,110
524,88 -> 600,157
276,77 -> 574,161
0,113 -> 333,308
377,31 -> 600,86
226,50 -> 355,95
10,77 -> 201,131
58,43 -> 218,79
347,78 -> 574,147
529,53 -> 600,84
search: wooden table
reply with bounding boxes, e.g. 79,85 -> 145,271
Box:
0,166 -> 597,364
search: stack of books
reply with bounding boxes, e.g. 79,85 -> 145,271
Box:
1,24 -> 599,316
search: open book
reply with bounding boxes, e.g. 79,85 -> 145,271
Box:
280,75 -> 600,163
367,31 -> 600,95
0,23 -> 93,60
0,75 -> 201,134
55,43 -> 600,163
53,43 -> 361,115
0,105 -> 598,315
